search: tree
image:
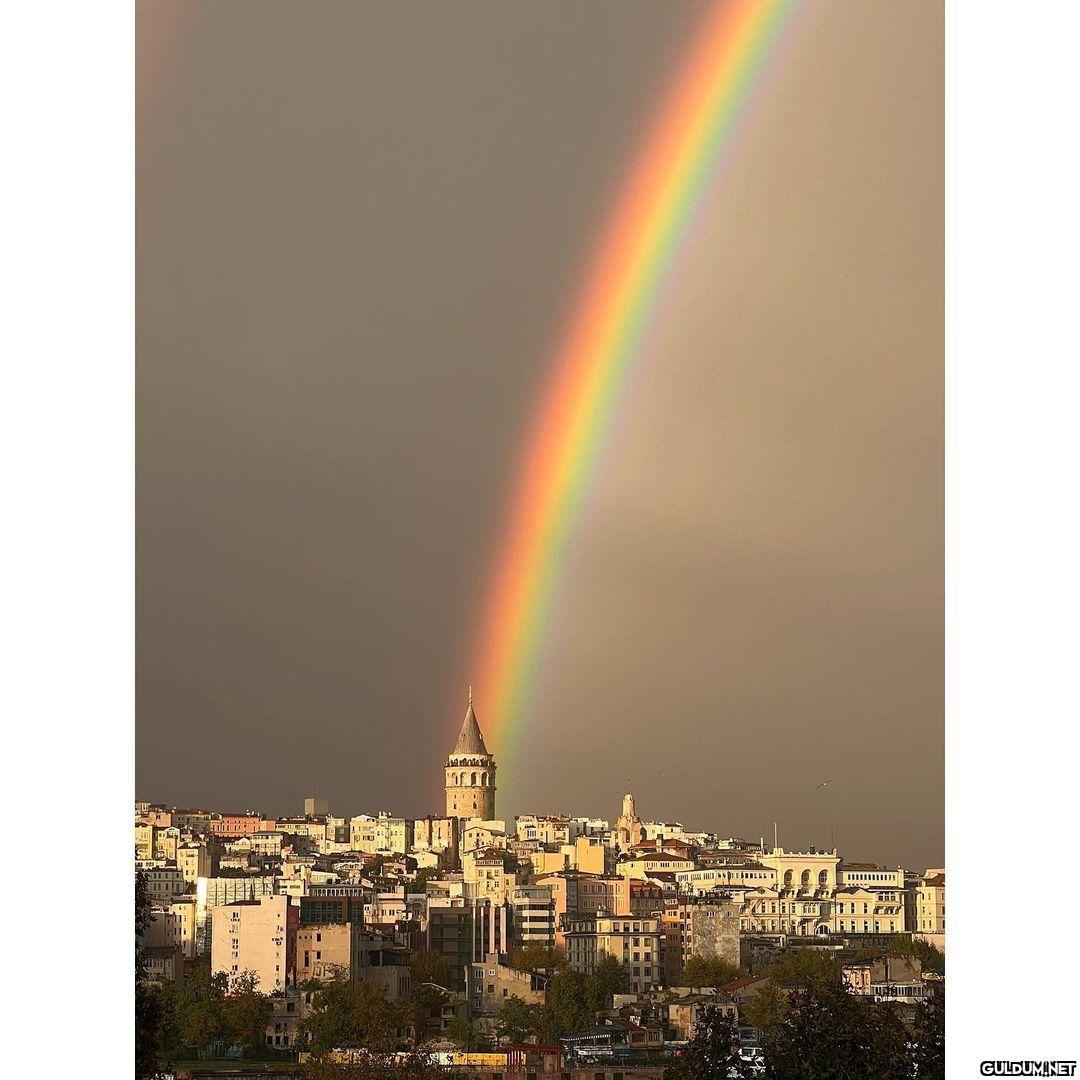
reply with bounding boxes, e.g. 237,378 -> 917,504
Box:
411,868 -> 439,893
682,954 -> 740,989
174,963 -> 231,1057
303,975 -> 405,1057
895,937 -> 945,975
448,1012 -> 474,1049
742,980 -> 788,1034
910,984 -> 945,1079
224,971 -> 273,1057
664,1007 -> 753,1080
538,969 -> 594,1042
135,872 -> 163,1078
850,938 -> 944,976
770,949 -> 841,991
364,854 -> 395,878
407,980 -> 449,1049
588,953 -> 631,1010
510,943 -> 567,973
409,949 -> 453,990
495,995 -> 540,1044
759,983 -> 912,1080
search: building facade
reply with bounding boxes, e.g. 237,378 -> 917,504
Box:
211,894 -> 298,993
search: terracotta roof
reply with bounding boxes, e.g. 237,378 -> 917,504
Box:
722,972 -> 771,992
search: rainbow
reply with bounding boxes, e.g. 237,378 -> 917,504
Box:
466,0 -> 800,766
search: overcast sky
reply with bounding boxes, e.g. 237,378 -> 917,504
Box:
137,1 -> 943,870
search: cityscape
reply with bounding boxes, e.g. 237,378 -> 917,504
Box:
134,5 -> 947,1074
136,694 -> 945,1077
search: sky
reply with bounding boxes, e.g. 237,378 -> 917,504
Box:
137,1 -> 943,870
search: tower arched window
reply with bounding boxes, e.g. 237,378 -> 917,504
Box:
800,870 -> 811,888
471,772 -> 477,786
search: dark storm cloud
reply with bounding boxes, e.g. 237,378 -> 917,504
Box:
137,1 -> 942,869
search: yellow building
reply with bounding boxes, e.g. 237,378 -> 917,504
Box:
463,847 -> 517,902
529,836 -> 607,877
760,847 -> 839,893
833,886 -> 905,935
564,912 -> 662,995
350,813 -> 410,854
515,815 -> 577,846
177,842 -> 213,884
916,869 -> 945,943
461,821 -> 507,855
616,851 -> 695,880
135,820 -> 155,860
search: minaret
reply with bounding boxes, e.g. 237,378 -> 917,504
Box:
616,791 -> 644,849
445,688 -> 496,820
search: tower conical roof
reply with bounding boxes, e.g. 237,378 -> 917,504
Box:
453,688 -> 489,756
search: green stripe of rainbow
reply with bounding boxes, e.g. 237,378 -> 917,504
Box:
467,0 -> 800,770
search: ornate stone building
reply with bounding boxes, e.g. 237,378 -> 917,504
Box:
445,690 -> 496,820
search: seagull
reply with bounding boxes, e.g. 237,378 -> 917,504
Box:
816,780 -> 831,790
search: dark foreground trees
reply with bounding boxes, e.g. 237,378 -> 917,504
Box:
135,872 -> 163,1078
664,1007 -> 753,1080
681,954 -> 741,990
303,975 -> 407,1057
760,984 -> 911,1080
739,973 -> 946,1080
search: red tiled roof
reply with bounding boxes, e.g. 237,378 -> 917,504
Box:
722,973 -> 770,992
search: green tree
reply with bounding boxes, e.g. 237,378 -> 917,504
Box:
495,995 -> 540,1044
448,1012 -> 475,1048
365,854 -> 395,877
303,974 -> 405,1057
760,983 -> 912,1080
510,943 -> 567,973
135,872 -> 163,1078
409,949 -> 453,989
681,954 -> 740,989
174,963 -> 230,1057
588,953 -> 631,1010
849,939 -> 944,976
910,984 -> 945,1079
770,949 -> 841,991
538,969 -> 594,1042
153,977 -> 182,1061
407,980 -> 449,1049
411,868 -> 439,893
663,1007 -> 753,1080
742,980 -> 788,1033
224,971 -> 273,1057
895,937 -> 945,975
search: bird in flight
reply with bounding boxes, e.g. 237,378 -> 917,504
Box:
816,779 -> 831,790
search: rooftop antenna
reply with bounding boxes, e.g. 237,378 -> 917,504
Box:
773,822 -> 778,851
